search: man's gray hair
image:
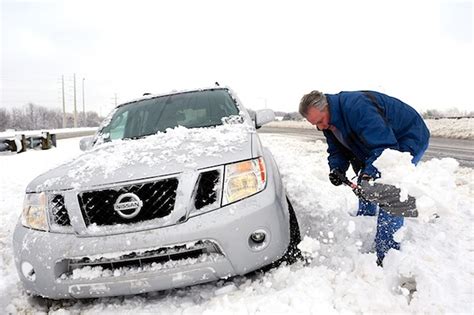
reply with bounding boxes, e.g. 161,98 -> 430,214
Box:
299,90 -> 328,116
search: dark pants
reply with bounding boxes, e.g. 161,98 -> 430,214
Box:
357,145 -> 428,262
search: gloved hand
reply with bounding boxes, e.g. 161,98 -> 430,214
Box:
358,173 -> 374,183
329,169 -> 345,186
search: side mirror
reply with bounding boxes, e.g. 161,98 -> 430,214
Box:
255,109 -> 275,129
79,136 -> 94,151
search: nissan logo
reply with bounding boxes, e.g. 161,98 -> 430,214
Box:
113,193 -> 143,219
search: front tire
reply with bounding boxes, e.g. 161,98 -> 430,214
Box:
279,197 -> 303,264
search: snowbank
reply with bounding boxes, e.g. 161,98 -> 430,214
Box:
266,118 -> 474,140
424,118 -> 474,139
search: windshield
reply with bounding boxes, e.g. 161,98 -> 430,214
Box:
98,89 -> 240,141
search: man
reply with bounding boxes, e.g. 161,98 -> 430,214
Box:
299,90 -> 430,265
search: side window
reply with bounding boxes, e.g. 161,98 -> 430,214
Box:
108,111 -> 128,140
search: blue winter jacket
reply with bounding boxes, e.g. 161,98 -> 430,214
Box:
323,91 -> 430,178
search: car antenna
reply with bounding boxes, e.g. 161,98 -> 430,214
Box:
215,82 -> 220,87
143,92 -> 151,96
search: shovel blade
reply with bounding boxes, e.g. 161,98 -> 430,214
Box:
359,181 -> 418,218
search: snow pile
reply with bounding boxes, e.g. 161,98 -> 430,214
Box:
373,149 -> 461,219
80,124 -> 252,175
260,135 -> 473,313
297,236 -> 321,262
266,120 -> 314,129
424,118 -> 474,139
1,135 -> 473,314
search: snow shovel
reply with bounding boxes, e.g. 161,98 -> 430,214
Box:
335,173 -> 418,218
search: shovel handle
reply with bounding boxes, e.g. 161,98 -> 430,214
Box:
334,173 -> 370,202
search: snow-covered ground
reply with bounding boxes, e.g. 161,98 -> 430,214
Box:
424,118 -> 474,140
0,127 -> 97,139
267,118 -> 474,140
1,133 -> 473,314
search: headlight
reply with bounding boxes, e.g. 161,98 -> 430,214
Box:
21,192 -> 49,231
223,157 -> 266,205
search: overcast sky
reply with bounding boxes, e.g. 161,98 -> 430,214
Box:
1,0 -> 472,115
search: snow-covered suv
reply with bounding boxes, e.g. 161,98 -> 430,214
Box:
12,87 -> 300,299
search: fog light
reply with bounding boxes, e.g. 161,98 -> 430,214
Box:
250,230 -> 266,243
21,261 -> 36,281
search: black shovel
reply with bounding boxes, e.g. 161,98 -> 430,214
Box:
336,173 -> 418,218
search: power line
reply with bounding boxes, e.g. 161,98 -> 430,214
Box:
62,75 -> 66,128
73,73 -> 77,128
82,78 -> 86,123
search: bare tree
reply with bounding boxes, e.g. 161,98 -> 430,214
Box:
25,103 -> 39,129
10,107 -> 26,130
0,108 -> 10,131
1,103 -> 104,131
85,111 -> 102,127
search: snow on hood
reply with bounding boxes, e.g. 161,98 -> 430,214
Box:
28,124 -> 255,192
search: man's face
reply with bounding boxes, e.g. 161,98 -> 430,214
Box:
305,106 -> 331,130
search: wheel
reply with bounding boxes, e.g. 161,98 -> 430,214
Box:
279,197 -> 303,264
26,294 -> 54,310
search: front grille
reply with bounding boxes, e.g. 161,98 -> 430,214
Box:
78,178 -> 178,226
50,194 -> 71,226
195,170 -> 220,209
58,240 -> 223,280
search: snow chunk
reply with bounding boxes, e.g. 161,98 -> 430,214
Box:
347,221 -> 356,234
297,236 -> 320,257
214,283 -> 238,296
373,149 -> 460,219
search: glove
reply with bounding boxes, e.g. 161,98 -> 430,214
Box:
329,169 -> 345,186
358,173 -> 374,183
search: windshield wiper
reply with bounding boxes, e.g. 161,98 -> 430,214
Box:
190,124 -> 219,128
126,132 -> 158,140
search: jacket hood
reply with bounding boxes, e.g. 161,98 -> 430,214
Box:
27,124 -> 256,192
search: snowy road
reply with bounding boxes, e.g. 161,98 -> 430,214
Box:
258,126 -> 474,168
1,134 -> 473,314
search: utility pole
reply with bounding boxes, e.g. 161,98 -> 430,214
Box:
61,75 -> 66,128
82,77 -> 85,126
73,73 -> 77,128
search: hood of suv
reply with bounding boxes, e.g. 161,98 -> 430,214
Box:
28,125 -> 257,192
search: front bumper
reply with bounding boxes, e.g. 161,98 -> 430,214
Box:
12,188 -> 290,299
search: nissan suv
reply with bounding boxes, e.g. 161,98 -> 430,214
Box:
13,87 -> 300,299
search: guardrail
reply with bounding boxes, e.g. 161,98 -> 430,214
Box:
0,127 -> 97,154
0,132 -> 56,153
